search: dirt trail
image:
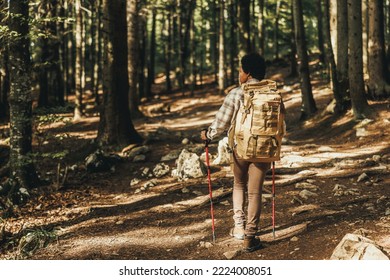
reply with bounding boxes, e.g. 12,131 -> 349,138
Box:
1,76 -> 389,260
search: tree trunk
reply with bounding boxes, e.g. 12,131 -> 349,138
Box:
218,0 -> 226,95
74,0 -> 84,120
367,0 -> 390,98
336,0 -> 349,100
387,0 -> 390,76
138,10 -> 147,99
229,0 -> 238,84
90,0 -> 100,105
0,49 -> 9,120
238,0 -> 251,58
362,0 -> 369,75
324,0 -> 345,113
189,4 -> 196,96
211,0 -> 218,83
181,0 -> 196,89
53,0 -> 64,106
347,0 -> 371,119
0,0 -> 7,120
317,0 -> 326,64
289,3 -> 298,77
293,0 -> 317,120
165,7 -> 173,92
8,0 -> 38,189
127,0 -> 143,118
146,8 -> 157,99
258,0 -> 265,56
98,0 -> 142,146
65,0 -> 74,102
274,0 -> 281,60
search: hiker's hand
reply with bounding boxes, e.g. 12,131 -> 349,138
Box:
200,129 -> 208,141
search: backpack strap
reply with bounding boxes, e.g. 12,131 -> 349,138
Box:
240,92 -> 253,125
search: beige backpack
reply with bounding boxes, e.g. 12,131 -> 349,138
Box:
228,79 -> 285,162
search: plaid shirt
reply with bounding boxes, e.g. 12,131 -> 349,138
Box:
207,78 -> 260,140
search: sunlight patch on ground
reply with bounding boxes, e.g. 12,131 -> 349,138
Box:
281,142 -> 388,168
163,115 -> 215,129
54,222 -> 209,257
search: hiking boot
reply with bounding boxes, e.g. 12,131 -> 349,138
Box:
229,226 -> 245,240
243,236 -> 262,252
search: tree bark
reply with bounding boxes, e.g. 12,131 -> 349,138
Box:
293,0 -> 317,120
138,9 -> 147,99
146,8 -> 157,99
258,0 -> 265,56
165,6 -> 173,92
189,4 -> 196,96
90,0 -> 101,105
324,0 -> 345,113
367,0 -> 390,98
347,0 -> 371,119
238,0 -> 251,58
289,3 -> 298,77
362,0 -> 369,75
181,0 -> 196,89
0,1 -> 9,119
229,0 -> 238,84
127,0 -> 143,118
218,0 -> 226,95
0,50 -> 9,119
74,0 -> 84,120
274,0 -> 281,60
316,0 -> 326,64
336,0 -> 349,101
98,0 -> 142,146
8,0 -> 38,189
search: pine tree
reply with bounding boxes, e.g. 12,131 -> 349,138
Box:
8,0 -> 38,190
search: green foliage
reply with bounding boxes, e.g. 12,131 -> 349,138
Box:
16,227 -> 57,258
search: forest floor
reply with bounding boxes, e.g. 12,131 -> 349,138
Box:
0,65 -> 390,260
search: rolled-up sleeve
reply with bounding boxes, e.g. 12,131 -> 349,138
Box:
207,87 -> 240,140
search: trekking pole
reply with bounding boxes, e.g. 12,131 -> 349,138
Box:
272,161 -> 276,239
204,140 -> 216,243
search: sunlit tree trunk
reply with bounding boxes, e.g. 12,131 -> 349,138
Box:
189,5 -> 196,96
362,0 -> 369,75
324,0 -> 345,113
347,0 -> 371,119
274,0 -> 281,60
8,0 -> 38,189
127,0 -> 142,117
218,0 -> 226,95
293,0 -> 317,120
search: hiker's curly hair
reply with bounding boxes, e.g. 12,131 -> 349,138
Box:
241,53 -> 266,80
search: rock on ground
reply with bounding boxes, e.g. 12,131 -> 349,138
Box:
330,233 -> 389,260
172,149 -> 207,180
